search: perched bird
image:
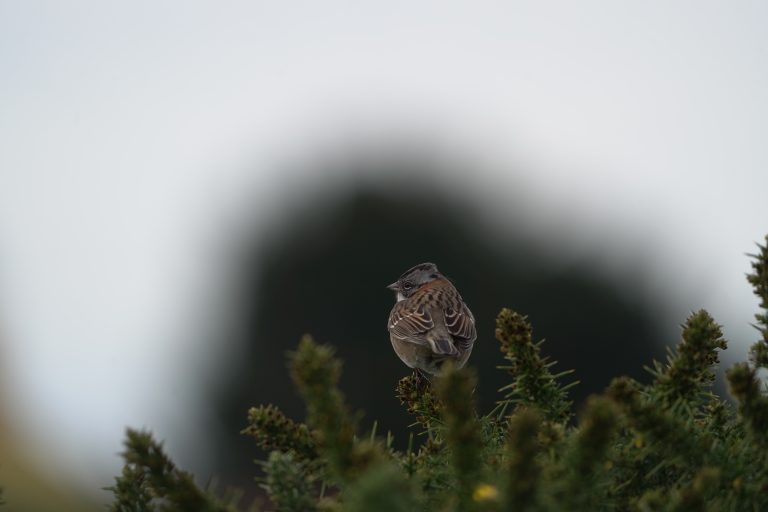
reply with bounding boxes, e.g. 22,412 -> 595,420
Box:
387,262 -> 477,377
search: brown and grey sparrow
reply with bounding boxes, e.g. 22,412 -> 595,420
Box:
387,263 -> 477,377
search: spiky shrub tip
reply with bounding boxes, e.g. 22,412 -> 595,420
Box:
107,429 -> 235,512
260,451 -> 317,512
395,374 -> 441,428
494,308 -> 575,423
435,364 -> 483,509
242,404 -> 318,463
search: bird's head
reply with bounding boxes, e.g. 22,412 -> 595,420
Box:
387,262 -> 441,301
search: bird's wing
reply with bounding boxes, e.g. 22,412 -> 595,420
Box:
388,302 -> 434,345
445,303 -> 477,350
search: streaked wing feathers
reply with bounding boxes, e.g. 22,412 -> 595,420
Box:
445,304 -> 476,349
388,303 -> 434,342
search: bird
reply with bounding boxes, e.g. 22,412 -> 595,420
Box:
386,262 -> 477,379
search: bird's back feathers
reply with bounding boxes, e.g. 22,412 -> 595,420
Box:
387,278 -> 476,350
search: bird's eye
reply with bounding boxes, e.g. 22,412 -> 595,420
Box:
403,282 -> 412,289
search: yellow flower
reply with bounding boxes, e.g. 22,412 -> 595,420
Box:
473,483 -> 499,502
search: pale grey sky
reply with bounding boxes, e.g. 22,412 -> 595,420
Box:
1,0 -> 767,499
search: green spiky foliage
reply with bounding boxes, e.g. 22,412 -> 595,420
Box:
504,407 -> 542,511
107,429 -> 238,512
493,309 -> 576,423
259,451 -> 317,512
242,405 -> 317,463
435,365 -> 483,510
726,236 -> 768,446
747,237 -> 768,358
107,236 -> 768,511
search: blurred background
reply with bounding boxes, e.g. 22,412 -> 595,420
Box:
1,1 -> 767,510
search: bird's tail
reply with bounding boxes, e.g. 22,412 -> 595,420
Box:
431,338 -> 459,356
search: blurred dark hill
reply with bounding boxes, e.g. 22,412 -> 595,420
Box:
209,159 -> 666,490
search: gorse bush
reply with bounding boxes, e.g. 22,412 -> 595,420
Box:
96,236 -> 768,510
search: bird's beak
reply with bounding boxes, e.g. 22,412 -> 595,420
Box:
386,282 -> 399,291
